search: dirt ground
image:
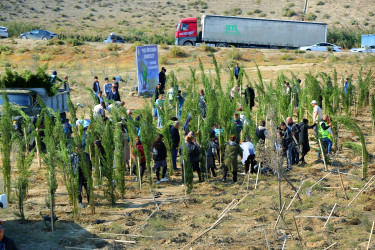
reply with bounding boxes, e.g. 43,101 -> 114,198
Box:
0,40 -> 375,249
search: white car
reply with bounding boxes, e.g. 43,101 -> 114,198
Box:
349,46 -> 375,53
299,43 -> 342,52
0,27 -> 8,38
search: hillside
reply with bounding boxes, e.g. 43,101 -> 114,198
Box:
0,0 -> 374,42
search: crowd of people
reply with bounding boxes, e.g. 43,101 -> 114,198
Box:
57,66 -> 338,208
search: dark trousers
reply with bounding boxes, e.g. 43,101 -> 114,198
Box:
156,165 -> 167,181
132,161 -> 146,180
207,156 -> 216,177
244,154 -> 256,174
172,148 -> 178,170
78,176 -> 89,203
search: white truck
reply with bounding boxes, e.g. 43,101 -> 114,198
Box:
175,15 -> 327,49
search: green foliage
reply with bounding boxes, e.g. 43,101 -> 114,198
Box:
357,69 -> 372,109
42,109 -> 59,230
0,93 -> 13,198
102,122 -> 117,205
224,46 -> 242,64
327,27 -> 375,49
200,43 -> 217,53
0,65 -> 58,96
306,13 -> 317,21
169,46 -> 185,58
334,115 -> 369,179
0,45 -> 13,55
114,123 -> 126,196
140,103 -> 158,185
224,8 -> 242,16
0,21 -> 40,37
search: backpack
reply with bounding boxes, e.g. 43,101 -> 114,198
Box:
256,128 -> 266,141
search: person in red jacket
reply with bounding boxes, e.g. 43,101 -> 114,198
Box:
131,137 -> 146,181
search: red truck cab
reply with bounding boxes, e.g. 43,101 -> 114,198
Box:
175,17 -> 198,46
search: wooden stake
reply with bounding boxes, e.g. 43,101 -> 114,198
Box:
310,172 -> 331,189
255,162 -> 261,190
264,228 -> 271,250
348,175 -> 375,206
323,242 -> 337,250
150,189 -> 160,211
293,216 -> 303,246
137,157 -> 142,191
338,168 -> 348,200
323,203 -> 337,229
35,135 -> 42,170
286,180 -> 305,210
295,215 -> 339,219
318,138 -> 328,171
367,221 -> 375,250
273,201 -> 286,229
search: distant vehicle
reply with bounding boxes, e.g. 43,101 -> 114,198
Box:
349,46 -> 375,53
19,30 -> 58,40
0,27 -> 8,38
299,43 -> 342,52
104,33 -> 125,43
175,15 -> 327,48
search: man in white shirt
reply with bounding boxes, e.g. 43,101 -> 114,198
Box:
311,100 -> 322,137
240,136 -> 256,174
311,100 -> 322,122
94,102 -> 106,118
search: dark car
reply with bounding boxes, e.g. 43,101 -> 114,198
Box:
19,30 -> 58,40
104,34 -> 125,43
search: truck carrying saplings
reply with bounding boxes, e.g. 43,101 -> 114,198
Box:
0,67 -> 69,132
175,15 -> 328,48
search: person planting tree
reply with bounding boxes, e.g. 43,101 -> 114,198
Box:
70,146 -> 92,208
297,118 -> 316,164
185,135 -> 202,182
223,135 -> 243,183
152,134 -> 168,184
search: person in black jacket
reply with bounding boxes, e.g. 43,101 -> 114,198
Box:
298,118 -> 316,164
107,86 -> 121,102
159,67 -> 167,92
152,134 -> 168,184
185,135 -> 202,182
70,146 -> 92,208
0,226 -> 17,250
242,84 -> 255,110
280,122 -> 292,169
234,63 -> 240,80
92,76 -> 100,95
170,121 -> 180,171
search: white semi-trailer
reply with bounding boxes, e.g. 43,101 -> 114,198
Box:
175,15 -> 327,48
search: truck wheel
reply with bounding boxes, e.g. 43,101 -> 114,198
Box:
42,37 -> 48,41
183,41 -> 193,46
21,36 -> 27,39
216,43 -> 228,47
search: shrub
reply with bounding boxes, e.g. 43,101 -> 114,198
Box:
369,12 -> 374,17
344,5 -> 350,8
306,13 -> 317,20
40,54 -> 53,61
107,43 -> 119,51
159,55 -> 168,64
0,21 -> 40,37
287,3 -> 295,7
188,0 -> 208,10
17,47 -> 29,53
200,43 -> 217,53
253,9 -> 262,14
130,41 -> 143,51
224,46 -> 242,61
259,13 -> 266,17
66,39 -> 84,46
350,20 -> 358,25
169,46 -> 185,58
317,1 -> 325,5
327,26 -> 365,49
0,45 -> 13,55
305,53 -> 316,59
224,8 -> 242,16
293,50 -> 305,54
322,14 -> 330,19
159,43 -> 168,50
282,7 -> 297,17
46,39 -> 65,46
280,54 -> 293,60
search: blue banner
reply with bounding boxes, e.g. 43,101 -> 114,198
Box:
136,45 -> 159,95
